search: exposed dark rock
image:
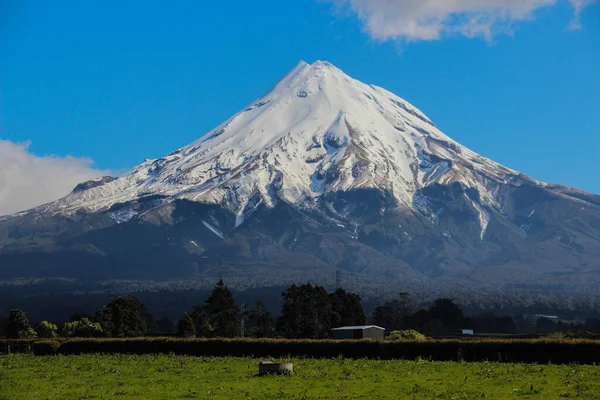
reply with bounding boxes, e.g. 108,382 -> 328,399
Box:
73,176 -> 117,192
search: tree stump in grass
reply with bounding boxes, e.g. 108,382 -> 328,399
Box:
258,361 -> 293,376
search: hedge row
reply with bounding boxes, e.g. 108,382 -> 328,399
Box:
2,338 -> 600,364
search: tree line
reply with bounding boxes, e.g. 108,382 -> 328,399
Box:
175,280 -> 367,339
1,280 -> 366,339
372,294 -> 600,335
3,279 -> 596,339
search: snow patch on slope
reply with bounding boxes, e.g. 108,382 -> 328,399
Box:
111,210 -> 139,224
202,220 -> 224,239
465,194 -> 490,240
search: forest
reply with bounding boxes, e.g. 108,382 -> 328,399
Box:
2,279 -> 599,340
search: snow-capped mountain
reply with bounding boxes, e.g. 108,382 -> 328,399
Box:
35,61 -> 516,234
1,61 -> 599,296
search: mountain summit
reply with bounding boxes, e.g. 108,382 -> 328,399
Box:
1,61 -> 599,297
33,61 -> 515,233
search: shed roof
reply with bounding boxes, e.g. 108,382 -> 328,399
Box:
534,314 -> 559,319
330,325 -> 385,331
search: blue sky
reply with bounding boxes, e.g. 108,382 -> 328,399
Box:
0,0 -> 599,213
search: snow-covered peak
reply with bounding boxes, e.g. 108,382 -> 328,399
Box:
34,60 -> 524,229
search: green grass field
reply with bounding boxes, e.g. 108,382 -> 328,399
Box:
1,354 -> 600,399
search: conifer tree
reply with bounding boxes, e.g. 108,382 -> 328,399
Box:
280,283 -> 332,339
203,279 -> 240,337
329,288 -> 367,328
247,300 -> 275,338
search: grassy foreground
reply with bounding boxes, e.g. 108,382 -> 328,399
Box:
1,354 -> 600,399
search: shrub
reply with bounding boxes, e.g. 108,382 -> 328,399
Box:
388,330 -> 426,341
32,340 -> 60,356
17,328 -> 38,339
62,318 -> 104,338
36,321 -> 58,338
5,337 -> 599,365
547,332 -> 568,340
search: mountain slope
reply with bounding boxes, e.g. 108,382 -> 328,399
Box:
1,61 -> 599,296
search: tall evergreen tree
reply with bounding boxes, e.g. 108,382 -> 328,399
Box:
329,288 -> 367,328
247,301 -> 276,338
280,283 -> 332,339
203,279 -> 240,337
95,296 -> 147,337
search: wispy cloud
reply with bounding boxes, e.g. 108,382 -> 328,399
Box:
328,0 -> 595,41
569,0 -> 595,29
0,139 -> 109,216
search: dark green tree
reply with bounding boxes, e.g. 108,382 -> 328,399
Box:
95,296 -> 147,337
203,279 -> 240,337
247,301 -> 276,338
472,314 -> 517,334
176,313 -> 196,338
190,305 -> 214,337
329,288 -> 367,328
6,309 -> 37,339
142,306 -> 159,333
373,293 -> 411,331
405,298 -> 471,334
280,283 -> 332,339
61,318 -> 104,338
513,314 -> 535,333
429,298 -> 468,331
36,321 -> 58,338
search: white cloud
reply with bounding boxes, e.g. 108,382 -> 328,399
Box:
0,139 -> 109,216
569,0 -> 595,29
329,0 -> 595,41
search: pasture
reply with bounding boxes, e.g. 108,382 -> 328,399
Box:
1,354 -> 600,399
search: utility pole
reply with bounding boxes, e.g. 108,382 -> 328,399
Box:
335,269 -> 342,289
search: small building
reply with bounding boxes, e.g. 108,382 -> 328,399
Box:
461,329 -> 475,336
330,325 -> 385,340
533,314 -> 559,321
